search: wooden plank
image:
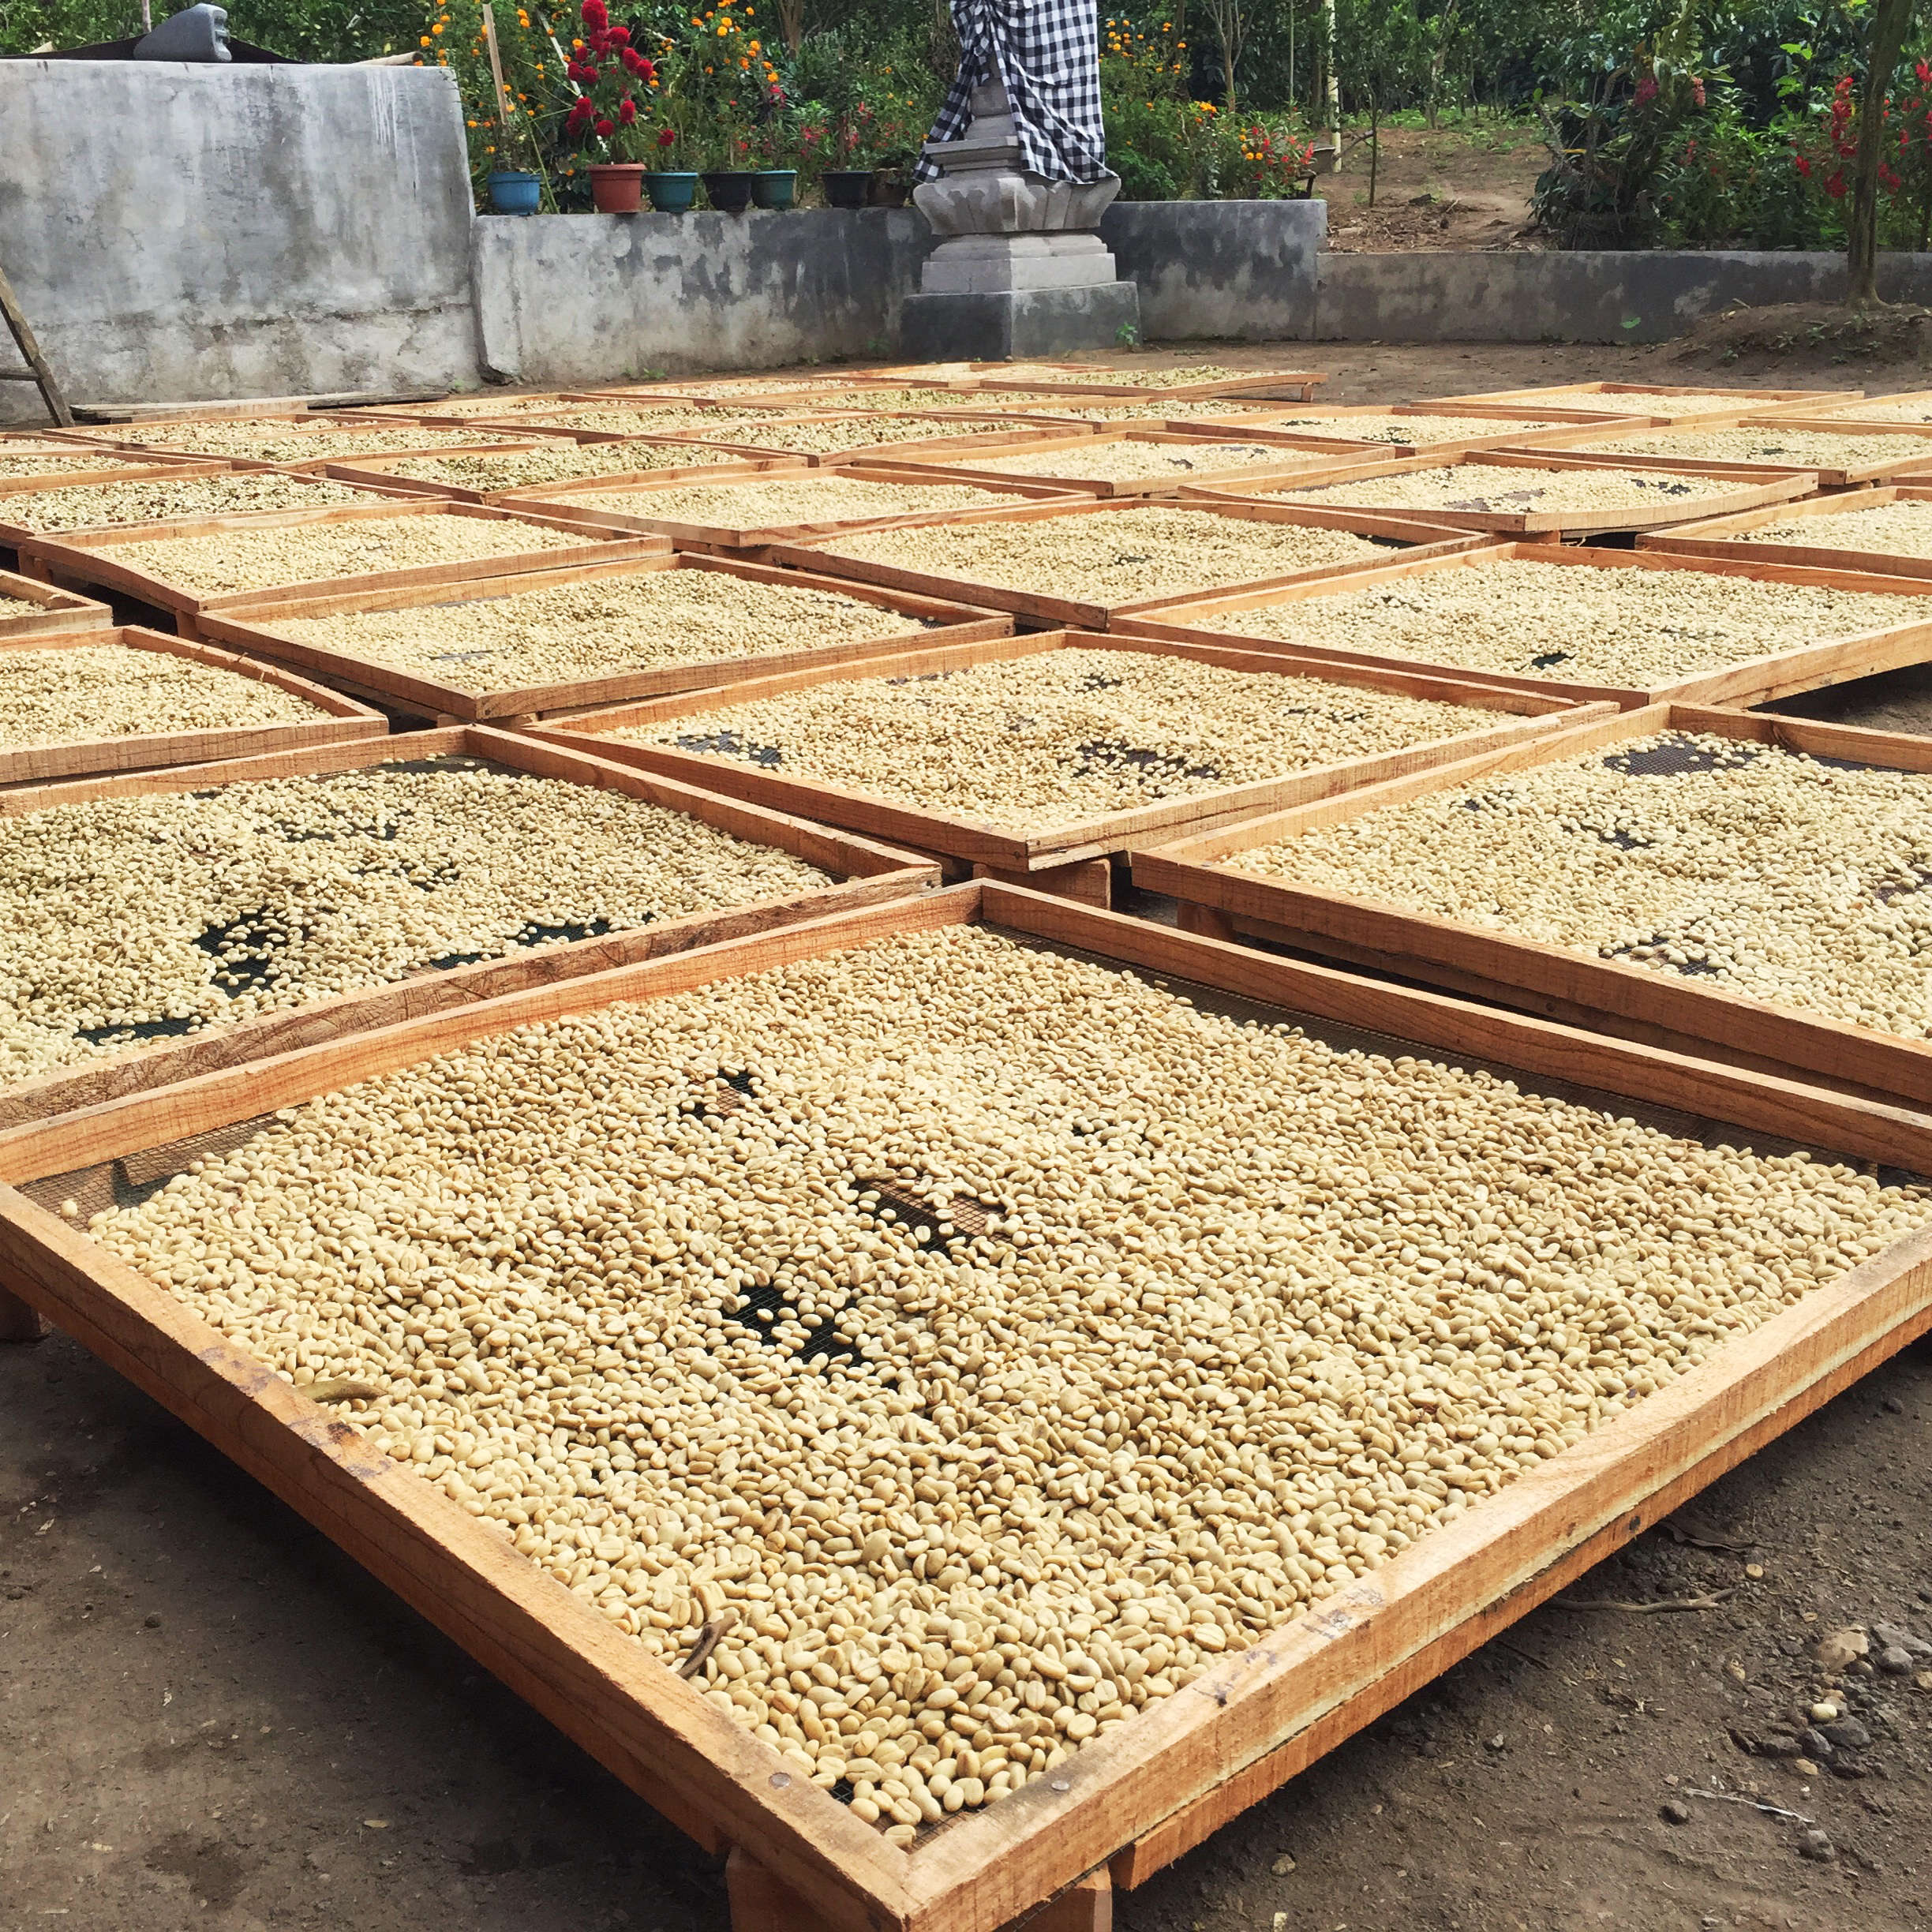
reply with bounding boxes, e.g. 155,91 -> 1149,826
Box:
197,552 -> 1013,723
1131,700 -> 1932,1116
1114,540 -> 1932,711
0,1279 -> 51,1341
0,624 -> 387,787
523,627 -> 1612,871
1637,482 -> 1932,582
7,878 -> 1932,1932
0,565 -> 112,640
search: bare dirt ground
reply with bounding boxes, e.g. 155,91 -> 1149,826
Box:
1312,122 -> 1548,253
8,343 -> 1932,1932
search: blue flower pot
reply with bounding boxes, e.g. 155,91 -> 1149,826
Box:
751,169 -> 798,209
646,170 -> 700,214
487,169 -> 541,215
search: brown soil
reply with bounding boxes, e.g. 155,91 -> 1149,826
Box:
1315,122 -> 1548,253
1664,301 -> 1932,376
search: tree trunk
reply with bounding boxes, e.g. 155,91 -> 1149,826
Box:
1848,0 -> 1915,305
1323,0 -> 1341,164
1368,95 -> 1380,204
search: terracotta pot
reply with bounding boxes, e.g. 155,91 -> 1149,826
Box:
588,163 -> 646,214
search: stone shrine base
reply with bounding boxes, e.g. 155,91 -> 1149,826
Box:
900,281 -> 1144,360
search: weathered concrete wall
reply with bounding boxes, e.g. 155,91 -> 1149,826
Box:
1316,249 -> 1932,344
472,200 -> 1327,378
470,209 -> 939,385
1101,200 -> 1324,341
0,61 -> 481,419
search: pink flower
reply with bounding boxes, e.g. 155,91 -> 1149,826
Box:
1634,74 -> 1658,107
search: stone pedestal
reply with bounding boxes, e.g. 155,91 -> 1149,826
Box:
904,78 -> 1138,360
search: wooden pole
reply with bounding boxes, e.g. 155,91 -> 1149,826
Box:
0,258 -> 73,428
481,3 -> 514,158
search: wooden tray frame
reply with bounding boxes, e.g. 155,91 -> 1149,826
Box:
1114,539 -> 1932,710
1521,414 -> 1932,489
80,412 -> 560,476
323,447 -> 808,506
760,496 -> 1487,628
521,625 -> 1613,880
1164,403 -> 1668,455
1133,698 -> 1932,1110
871,426 -> 1419,500
1181,447 -> 1817,534
13,497 -> 671,619
0,723 -> 938,1132
0,565 -> 111,639
496,462 -> 1090,547
0,624 -> 386,785
884,365 -> 1329,402
1427,380 -> 1865,417
198,552 -> 1014,724
1778,390 -> 1932,426
4,878 -> 1932,1932
1635,482 -> 1932,580
0,460 -> 248,538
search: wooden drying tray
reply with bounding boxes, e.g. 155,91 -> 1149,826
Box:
0,724 -> 937,1135
1133,699 -> 1932,1112
1181,447 -> 1816,535
411,409 -> 1105,474
1425,380 -> 1865,417
1766,390 -> 1932,425
11,498 -> 669,621
1166,405 -> 1668,456
0,564 -> 110,640
323,448 -> 807,507
0,459 -> 242,538
0,625 -> 385,787
872,427 -> 1413,500
2,878 -> 1930,1932
1636,483 -> 1932,579
758,496 -> 1485,630
521,625 -> 1612,900
72,410 -> 554,475
496,463 -> 1088,549
198,552 -> 1013,724
1114,540 -> 1932,713
1530,415 -> 1932,490
888,364 -> 1329,402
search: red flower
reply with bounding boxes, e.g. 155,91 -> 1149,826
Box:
596,117 -> 615,137
581,0 -> 608,25
657,126 -> 676,147
636,56 -> 655,82
1825,168 -> 1847,199
621,46 -> 645,71
618,96 -> 637,124
1634,74 -> 1658,107
1795,154 -> 1812,177
607,24 -> 629,43
1690,77 -> 1705,108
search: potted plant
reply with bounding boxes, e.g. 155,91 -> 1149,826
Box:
751,84 -> 799,208
642,53 -> 699,212
646,123 -> 699,212
562,0 -> 658,214
822,102 -> 877,208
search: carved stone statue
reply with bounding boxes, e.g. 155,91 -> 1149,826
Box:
901,0 -> 1140,358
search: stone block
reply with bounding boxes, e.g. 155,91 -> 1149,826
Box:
900,282 -> 1142,361
920,233 -> 1119,295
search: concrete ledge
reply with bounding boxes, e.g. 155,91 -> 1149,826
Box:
900,283 -> 1141,359
0,62 -> 482,418
471,208 -> 939,386
1101,200 -> 1326,341
1316,249 -> 1932,344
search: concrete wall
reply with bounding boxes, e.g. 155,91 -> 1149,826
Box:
471,209 -> 940,386
1316,249 -> 1932,344
0,61 -> 482,418
472,200 -> 1329,380
1102,200 -> 1324,341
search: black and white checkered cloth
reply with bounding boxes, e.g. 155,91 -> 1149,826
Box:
918,0 -> 1110,184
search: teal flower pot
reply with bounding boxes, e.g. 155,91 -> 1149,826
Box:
646,170 -> 700,214
751,169 -> 798,209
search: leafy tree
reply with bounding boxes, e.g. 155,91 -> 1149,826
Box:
1849,0 -> 1917,299
1335,0 -> 1427,200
